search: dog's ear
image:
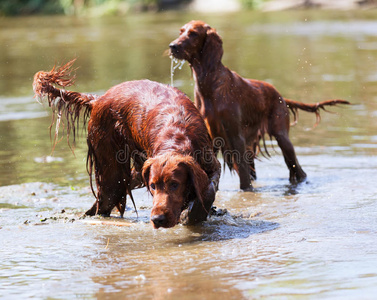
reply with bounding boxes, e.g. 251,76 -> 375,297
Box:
142,157 -> 155,191
202,26 -> 223,63
179,157 -> 209,211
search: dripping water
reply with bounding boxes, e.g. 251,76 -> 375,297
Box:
170,56 -> 185,87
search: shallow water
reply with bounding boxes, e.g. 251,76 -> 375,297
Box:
0,10 -> 377,299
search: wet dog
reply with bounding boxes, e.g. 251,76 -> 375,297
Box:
33,59 -> 221,228
169,20 -> 350,190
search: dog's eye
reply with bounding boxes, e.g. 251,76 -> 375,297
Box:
150,183 -> 156,190
169,182 -> 179,191
189,31 -> 198,38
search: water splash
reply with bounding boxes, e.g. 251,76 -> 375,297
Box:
170,56 -> 185,87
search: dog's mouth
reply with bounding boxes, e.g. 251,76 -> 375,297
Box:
151,200 -> 193,229
169,48 -> 179,58
151,207 -> 183,229
151,213 -> 175,229
169,44 -> 185,60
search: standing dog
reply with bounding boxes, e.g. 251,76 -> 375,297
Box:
33,59 -> 221,228
169,20 -> 349,190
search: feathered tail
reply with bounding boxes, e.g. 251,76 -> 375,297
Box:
33,59 -> 98,150
285,98 -> 350,128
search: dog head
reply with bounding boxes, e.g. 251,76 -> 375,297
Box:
142,154 -> 209,229
169,20 -> 223,63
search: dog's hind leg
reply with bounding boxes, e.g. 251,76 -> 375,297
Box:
274,131 -> 307,183
270,96 -> 307,183
86,159 -> 130,217
85,136 -> 131,217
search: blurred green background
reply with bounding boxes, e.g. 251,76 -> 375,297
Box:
0,0 -> 265,16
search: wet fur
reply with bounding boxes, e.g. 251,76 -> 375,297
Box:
169,20 -> 350,190
33,59 -> 221,228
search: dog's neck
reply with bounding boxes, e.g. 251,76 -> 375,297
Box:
190,51 -> 223,76
189,54 -> 231,96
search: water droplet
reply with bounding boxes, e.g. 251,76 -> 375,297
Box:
170,57 -> 185,87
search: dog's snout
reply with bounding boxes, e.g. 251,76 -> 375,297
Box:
169,43 -> 177,50
151,214 -> 167,228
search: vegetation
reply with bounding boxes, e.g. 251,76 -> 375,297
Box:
0,0 -> 158,16
240,0 -> 265,9
0,0 -> 64,15
0,0 -> 265,16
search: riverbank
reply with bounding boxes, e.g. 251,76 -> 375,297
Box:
262,0 -> 377,11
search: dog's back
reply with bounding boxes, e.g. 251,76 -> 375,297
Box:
88,80 -> 209,157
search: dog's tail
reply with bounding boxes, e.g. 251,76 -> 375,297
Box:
284,98 -> 350,128
33,59 -> 98,150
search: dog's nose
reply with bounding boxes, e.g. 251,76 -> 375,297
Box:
169,43 -> 177,50
151,214 -> 167,228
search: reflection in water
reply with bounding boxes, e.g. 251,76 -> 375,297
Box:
0,10 -> 377,299
258,182 -> 302,196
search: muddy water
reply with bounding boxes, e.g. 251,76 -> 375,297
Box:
0,11 -> 377,299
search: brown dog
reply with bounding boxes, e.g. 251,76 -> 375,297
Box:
33,59 -> 221,228
169,20 -> 349,190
